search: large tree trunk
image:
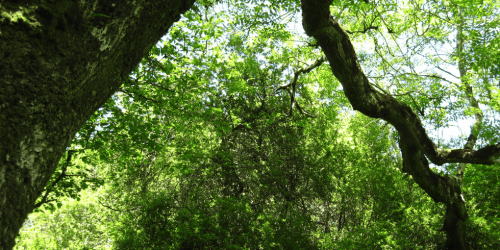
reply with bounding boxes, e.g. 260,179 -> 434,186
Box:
300,0 -> 499,248
0,1 -> 195,249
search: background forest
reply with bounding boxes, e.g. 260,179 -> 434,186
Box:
14,0 -> 500,249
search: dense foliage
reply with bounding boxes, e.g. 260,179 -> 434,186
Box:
15,0 -> 499,249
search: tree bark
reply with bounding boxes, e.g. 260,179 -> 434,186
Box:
300,0 -> 499,248
0,1 -> 195,249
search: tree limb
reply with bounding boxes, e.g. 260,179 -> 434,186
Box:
34,150 -> 78,208
274,55 -> 326,117
300,0 -> 500,205
300,0 -> 500,166
346,25 -> 378,34
97,199 -> 141,212
273,55 -> 326,94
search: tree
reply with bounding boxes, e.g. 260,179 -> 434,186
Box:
0,1 -> 195,249
2,0 -> 500,249
301,0 -> 500,249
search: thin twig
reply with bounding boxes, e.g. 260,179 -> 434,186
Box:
34,150 -> 78,208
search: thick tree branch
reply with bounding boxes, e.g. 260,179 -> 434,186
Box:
300,0 -> 500,212
0,1 -> 196,248
300,0 -> 500,167
300,6 -> 499,247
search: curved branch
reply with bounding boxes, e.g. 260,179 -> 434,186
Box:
300,0 -> 500,167
273,55 -> 327,95
274,55 -> 326,116
300,0 -> 500,205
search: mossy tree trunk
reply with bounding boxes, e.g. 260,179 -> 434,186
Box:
0,1 -> 194,249
300,0 -> 499,249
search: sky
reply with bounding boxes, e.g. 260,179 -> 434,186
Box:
152,0 -> 495,171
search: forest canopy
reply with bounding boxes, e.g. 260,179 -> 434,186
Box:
12,0 -> 500,249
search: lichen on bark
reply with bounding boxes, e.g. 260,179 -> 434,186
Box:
0,1 -> 195,249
